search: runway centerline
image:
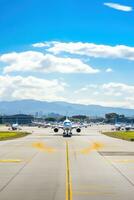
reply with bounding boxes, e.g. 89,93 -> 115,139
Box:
66,141 -> 73,200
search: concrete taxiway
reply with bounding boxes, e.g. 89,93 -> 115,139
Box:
0,125 -> 134,200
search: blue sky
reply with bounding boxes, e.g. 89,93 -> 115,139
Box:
0,0 -> 134,50
0,0 -> 134,108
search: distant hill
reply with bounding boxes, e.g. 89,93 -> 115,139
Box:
0,99 -> 133,117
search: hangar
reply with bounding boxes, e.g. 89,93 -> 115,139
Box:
0,114 -> 34,125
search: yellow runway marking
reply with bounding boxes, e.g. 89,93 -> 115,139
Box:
80,142 -> 104,154
0,159 -> 22,163
66,141 -> 73,200
32,142 -> 55,153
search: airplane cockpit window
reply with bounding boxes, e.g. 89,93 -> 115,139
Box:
64,122 -> 71,126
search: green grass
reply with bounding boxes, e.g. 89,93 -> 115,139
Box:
102,131 -> 134,141
0,131 -> 31,141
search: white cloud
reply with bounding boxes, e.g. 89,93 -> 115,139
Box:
0,75 -> 133,109
32,42 -> 51,48
32,41 -> 134,60
73,82 -> 134,108
104,2 -> 133,12
0,75 -> 67,101
0,51 -> 99,74
106,68 -> 113,72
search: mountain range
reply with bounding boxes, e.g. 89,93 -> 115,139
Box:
0,99 -> 133,117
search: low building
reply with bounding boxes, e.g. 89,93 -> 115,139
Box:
0,114 -> 34,125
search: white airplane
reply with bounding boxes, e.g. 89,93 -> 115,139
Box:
32,121 -> 51,128
124,124 -> 134,131
10,123 -> 21,130
52,118 -> 84,137
113,123 -> 134,131
114,123 -> 122,131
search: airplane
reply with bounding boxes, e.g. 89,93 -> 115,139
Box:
124,124 -> 134,131
113,123 -> 134,131
31,121 -> 51,128
9,123 -> 21,130
114,123 -> 122,131
52,118 -> 84,137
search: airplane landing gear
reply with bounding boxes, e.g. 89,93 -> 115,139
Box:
63,130 -> 72,137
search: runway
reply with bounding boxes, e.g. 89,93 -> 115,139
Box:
0,125 -> 134,200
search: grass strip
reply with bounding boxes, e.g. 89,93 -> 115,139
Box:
0,131 -> 31,141
102,131 -> 134,141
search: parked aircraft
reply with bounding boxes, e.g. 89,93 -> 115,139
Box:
10,123 -> 21,130
113,123 -> 134,131
31,121 -> 51,128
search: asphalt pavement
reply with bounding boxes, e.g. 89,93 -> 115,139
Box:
0,125 -> 134,200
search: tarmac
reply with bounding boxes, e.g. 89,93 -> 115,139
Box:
0,125 -> 134,200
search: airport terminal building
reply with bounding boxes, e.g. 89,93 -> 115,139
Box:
0,114 -> 34,125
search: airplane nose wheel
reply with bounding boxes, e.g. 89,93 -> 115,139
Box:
63,130 -> 72,137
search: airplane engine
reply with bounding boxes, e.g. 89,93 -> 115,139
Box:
54,128 -> 59,133
76,128 -> 81,133
12,127 -> 17,130
125,127 -> 130,131
116,127 -> 121,131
